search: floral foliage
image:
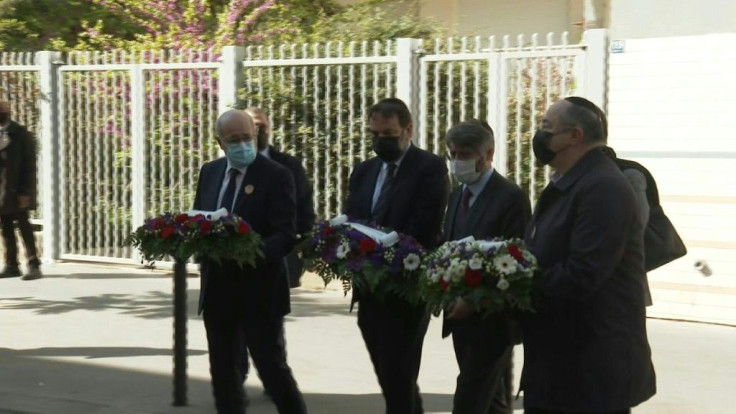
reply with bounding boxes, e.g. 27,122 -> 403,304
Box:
419,238 -> 538,316
302,220 -> 425,304
126,212 -> 263,266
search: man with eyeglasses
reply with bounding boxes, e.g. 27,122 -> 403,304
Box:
521,97 -> 656,414
193,109 -> 307,414
345,97 -> 450,414
442,119 -> 530,414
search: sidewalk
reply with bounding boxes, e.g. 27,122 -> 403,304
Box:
1,261 -> 735,413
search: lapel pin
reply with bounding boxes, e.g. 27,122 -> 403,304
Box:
244,184 -> 254,195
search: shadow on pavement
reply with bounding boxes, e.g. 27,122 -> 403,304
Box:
3,347 -> 207,359
44,272 -> 174,280
0,347 -> 455,413
0,289 -> 202,319
1,286 -> 357,321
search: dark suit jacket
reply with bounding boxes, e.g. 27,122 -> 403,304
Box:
442,171 -> 530,339
0,121 -> 37,214
193,155 -> 297,318
345,144 -> 450,249
269,146 -> 316,235
521,148 -> 656,411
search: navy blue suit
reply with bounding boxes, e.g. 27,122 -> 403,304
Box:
443,171 -> 530,414
345,144 -> 450,414
194,154 -> 306,414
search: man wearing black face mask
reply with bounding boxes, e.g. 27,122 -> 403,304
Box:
443,119 -> 530,414
521,97 -> 656,414
0,101 -> 41,280
345,98 -> 450,414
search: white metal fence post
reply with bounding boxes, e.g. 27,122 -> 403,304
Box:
218,46 -> 246,115
37,51 -> 62,261
395,38 -> 422,141
488,51 -> 509,176
130,66 -> 146,265
579,29 -> 608,111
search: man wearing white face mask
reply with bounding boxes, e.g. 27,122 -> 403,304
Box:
443,119 -> 531,414
193,110 -> 307,414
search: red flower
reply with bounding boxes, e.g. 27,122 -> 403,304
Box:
359,238 -> 377,253
161,226 -> 175,239
152,219 -> 165,230
238,221 -> 250,235
464,268 -> 483,287
322,227 -> 335,237
200,221 -> 213,234
508,245 -> 524,262
440,278 -> 449,292
175,213 -> 189,224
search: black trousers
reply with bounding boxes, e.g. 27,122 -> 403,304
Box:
285,249 -> 304,288
450,314 -> 514,414
0,211 -> 39,267
203,308 -> 306,414
525,409 -> 631,414
357,295 -> 430,414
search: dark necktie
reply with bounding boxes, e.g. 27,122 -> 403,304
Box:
371,163 -> 397,223
219,168 -> 240,211
461,186 -> 473,218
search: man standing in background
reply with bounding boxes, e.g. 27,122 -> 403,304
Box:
245,106 -> 315,288
0,101 -> 41,281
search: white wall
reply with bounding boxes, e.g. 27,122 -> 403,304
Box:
607,33 -> 736,325
610,0 -> 736,39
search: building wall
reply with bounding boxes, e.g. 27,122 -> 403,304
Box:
336,0 -> 586,40
607,33 -> 736,325
610,0 -> 736,39
419,0 -> 576,39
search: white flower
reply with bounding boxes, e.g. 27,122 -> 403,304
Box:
336,243 -> 349,259
469,256 -> 483,270
443,269 -> 453,282
403,253 -> 421,271
450,261 -> 465,279
493,254 -> 517,275
428,271 -> 441,283
496,278 -> 510,291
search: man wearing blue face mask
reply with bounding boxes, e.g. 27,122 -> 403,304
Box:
443,119 -> 530,414
193,109 -> 307,414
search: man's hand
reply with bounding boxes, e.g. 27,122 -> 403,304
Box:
18,196 -> 30,209
445,297 -> 475,320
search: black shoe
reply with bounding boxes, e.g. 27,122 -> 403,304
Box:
21,266 -> 42,281
0,266 -> 22,278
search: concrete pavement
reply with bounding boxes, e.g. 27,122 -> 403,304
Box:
1,261 -> 735,413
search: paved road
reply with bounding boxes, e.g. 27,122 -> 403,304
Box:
1,262 -> 734,413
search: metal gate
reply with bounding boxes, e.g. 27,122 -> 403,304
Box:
56,51 -> 221,263
0,30 -> 606,264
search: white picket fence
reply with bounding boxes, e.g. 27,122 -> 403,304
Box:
0,29 -> 607,264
